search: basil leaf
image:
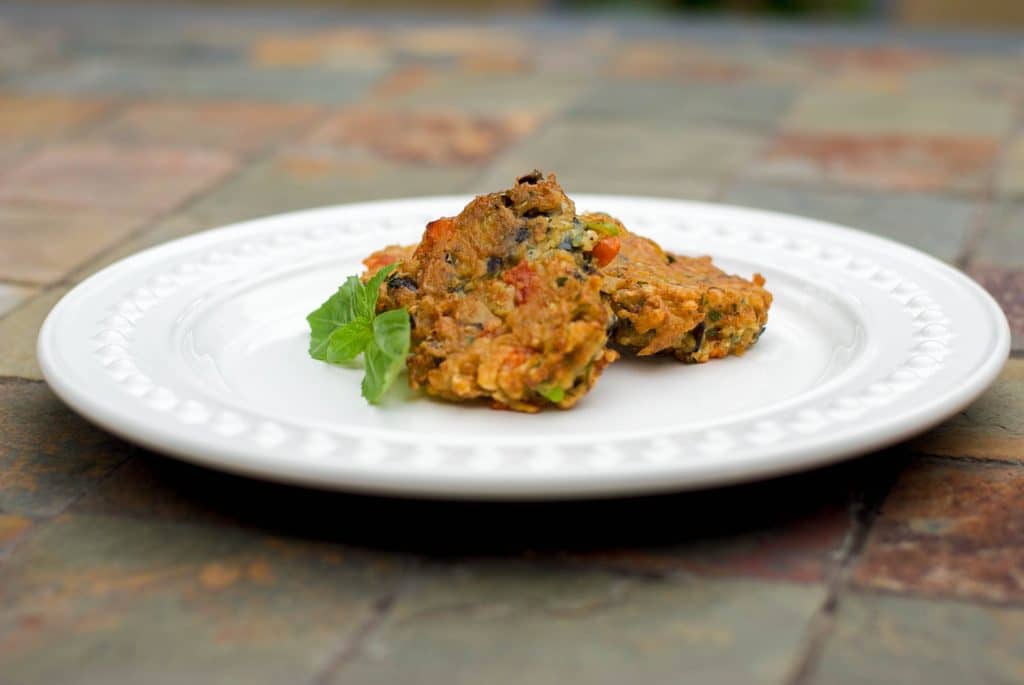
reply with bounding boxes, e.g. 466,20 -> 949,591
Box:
359,263 -> 397,320
307,276 -> 364,360
307,264 -> 398,360
361,308 -> 410,403
325,319 -> 372,363
308,264 -> 409,405
372,307 -> 411,357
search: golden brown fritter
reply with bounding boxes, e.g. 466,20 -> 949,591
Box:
366,213 -> 771,367
582,213 -> 771,362
364,172 -> 617,412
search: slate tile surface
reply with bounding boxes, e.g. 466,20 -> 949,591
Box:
0,6 -> 1021,681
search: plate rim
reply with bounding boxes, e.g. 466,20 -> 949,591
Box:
37,194 -> 1011,499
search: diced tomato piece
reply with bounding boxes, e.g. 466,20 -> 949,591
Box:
592,236 -> 621,267
423,217 -> 456,244
362,250 -> 401,273
502,261 -> 539,305
502,346 -> 531,369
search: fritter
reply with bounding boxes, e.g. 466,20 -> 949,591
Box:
582,212 -> 771,362
366,214 -> 771,368
363,171 -> 618,412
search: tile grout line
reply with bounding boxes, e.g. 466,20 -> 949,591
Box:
308,594 -> 397,685
0,276 -> 49,288
780,452 -> 907,685
307,567 -> 415,685
916,452 -> 1024,468
0,376 -> 43,385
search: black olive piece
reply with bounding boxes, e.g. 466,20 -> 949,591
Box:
386,275 -> 418,292
666,254 -> 677,264
516,170 -> 543,185
515,226 -> 530,243
486,256 -> 503,275
444,252 -> 455,265
691,322 -> 705,350
500,193 -> 514,208
606,313 -> 619,335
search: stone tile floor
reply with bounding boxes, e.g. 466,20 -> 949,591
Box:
0,4 -> 1021,683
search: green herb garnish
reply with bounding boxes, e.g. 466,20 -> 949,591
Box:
707,309 -> 723,322
306,263 -> 411,404
538,385 -> 566,403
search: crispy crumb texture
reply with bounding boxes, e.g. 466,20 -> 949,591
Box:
362,174 -> 772,411
583,212 -> 772,362
363,172 -> 616,412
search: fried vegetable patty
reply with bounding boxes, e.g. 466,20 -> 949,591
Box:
362,173 -> 772,410
364,171 -> 617,412
581,212 -> 772,362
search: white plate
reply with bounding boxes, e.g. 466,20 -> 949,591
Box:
38,195 -> 1009,499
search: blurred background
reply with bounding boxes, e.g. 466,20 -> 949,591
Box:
11,0 -> 1024,25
